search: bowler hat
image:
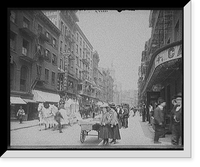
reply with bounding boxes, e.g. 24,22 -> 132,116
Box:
175,92 -> 182,98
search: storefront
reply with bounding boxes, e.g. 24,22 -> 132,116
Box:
10,96 -> 27,120
141,40 -> 182,133
10,93 -> 38,121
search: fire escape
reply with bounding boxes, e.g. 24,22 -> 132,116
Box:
30,29 -> 50,90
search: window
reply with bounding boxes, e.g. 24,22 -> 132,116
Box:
167,38 -> 171,44
76,44 -> 78,54
23,17 -> 30,28
45,49 -> 51,61
75,56 -> 78,66
10,31 -> 16,51
22,39 -> 29,56
83,41 -> 85,48
20,66 -> 28,91
45,31 -> 50,39
61,21 -> 64,35
174,20 -> 179,42
60,58 -> 63,70
65,26 -> 68,36
79,71 -> 81,79
76,32 -> 79,41
36,64 -> 42,76
80,59 -> 82,68
60,41 -> 63,52
10,11 -> 16,23
51,72 -> 55,85
45,69 -> 49,82
37,24 -> 43,33
52,54 -> 57,65
80,48 -> 82,57
76,68 -> 78,77
52,38 -> 56,48
80,37 -> 82,46
65,44 -> 67,53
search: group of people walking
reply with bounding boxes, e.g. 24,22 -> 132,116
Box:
99,104 -> 122,145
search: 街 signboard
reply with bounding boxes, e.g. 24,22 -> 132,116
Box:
155,44 -> 182,68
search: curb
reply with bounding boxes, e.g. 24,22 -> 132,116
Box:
11,124 -> 39,131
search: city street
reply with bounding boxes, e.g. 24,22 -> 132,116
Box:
10,112 -> 176,149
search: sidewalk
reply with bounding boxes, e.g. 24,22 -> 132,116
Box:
98,113 -> 172,147
10,120 -> 39,131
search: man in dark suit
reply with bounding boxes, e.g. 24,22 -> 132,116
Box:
153,97 -> 166,144
171,93 -> 182,146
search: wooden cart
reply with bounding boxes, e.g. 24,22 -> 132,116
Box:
78,119 -> 101,143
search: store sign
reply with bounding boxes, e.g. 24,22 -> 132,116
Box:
155,44 -> 182,68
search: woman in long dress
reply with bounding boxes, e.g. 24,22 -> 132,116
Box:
109,106 -> 121,144
99,106 -> 111,145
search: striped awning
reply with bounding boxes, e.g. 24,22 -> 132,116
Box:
10,96 -> 26,104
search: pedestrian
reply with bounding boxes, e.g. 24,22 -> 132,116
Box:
142,102 -> 146,122
122,106 -> 129,128
99,104 -> 112,145
16,106 -> 25,124
54,103 -> 64,133
109,104 -> 121,144
171,93 -> 182,146
153,97 -> 166,144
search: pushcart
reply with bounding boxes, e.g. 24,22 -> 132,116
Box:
78,119 -> 101,143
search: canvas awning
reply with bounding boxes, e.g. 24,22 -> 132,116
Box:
22,99 -> 36,103
32,90 -> 60,103
10,96 -> 26,104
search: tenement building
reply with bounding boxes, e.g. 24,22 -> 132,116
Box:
10,10 -> 61,120
138,10 -> 182,132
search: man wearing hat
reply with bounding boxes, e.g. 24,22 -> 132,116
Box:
153,97 -> 166,144
171,93 -> 182,146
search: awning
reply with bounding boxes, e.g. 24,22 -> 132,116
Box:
10,96 -> 26,104
22,99 -> 37,103
32,90 -> 60,103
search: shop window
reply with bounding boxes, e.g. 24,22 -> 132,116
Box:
20,66 -> 28,91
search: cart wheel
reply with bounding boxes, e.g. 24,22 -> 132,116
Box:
80,130 -> 86,143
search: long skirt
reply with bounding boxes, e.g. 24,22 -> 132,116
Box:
110,124 -> 121,140
99,124 -> 111,139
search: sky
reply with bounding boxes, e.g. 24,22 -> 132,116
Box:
76,10 -> 152,91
